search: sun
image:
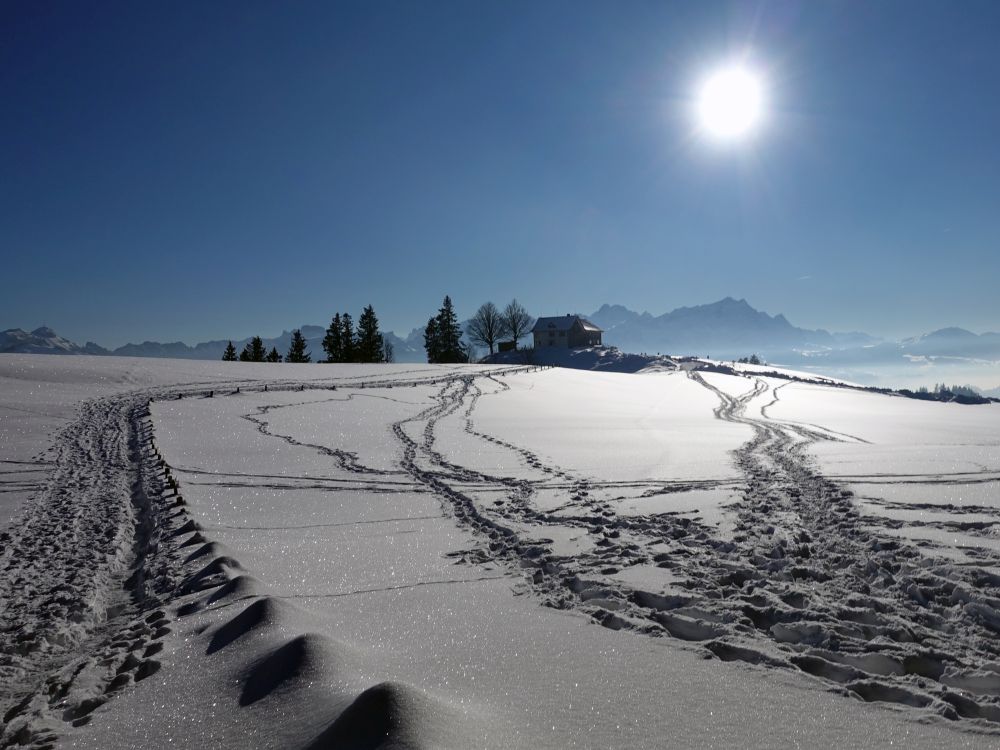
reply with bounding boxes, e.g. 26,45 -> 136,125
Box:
695,65 -> 765,141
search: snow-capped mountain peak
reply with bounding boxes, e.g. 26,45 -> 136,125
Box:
1,327 -> 96,355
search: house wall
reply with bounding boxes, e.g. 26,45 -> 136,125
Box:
533,320 -> 602,349
567,322 -> 601,348
534,327 -> 571,348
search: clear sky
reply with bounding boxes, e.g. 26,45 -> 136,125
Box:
2,1 -> 999,347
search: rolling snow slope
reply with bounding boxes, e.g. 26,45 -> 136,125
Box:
1,355 -> 999,748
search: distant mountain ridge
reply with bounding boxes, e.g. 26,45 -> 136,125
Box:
587,298 -> 879,356
0,327 -> 106,356
103,325 -> 421,363
901,327 -> 1000,359
110,325 -> 329,361
584,300 -> 1000,371
4,298 -> 999,367
1,324 -> 423,362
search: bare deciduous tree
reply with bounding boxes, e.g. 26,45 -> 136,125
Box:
466,301 -> 503,355
500,299 -> 534,349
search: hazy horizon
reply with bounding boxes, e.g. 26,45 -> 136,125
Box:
4,294 -> 999,351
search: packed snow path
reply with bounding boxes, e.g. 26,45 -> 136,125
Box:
0,391 -> 178,747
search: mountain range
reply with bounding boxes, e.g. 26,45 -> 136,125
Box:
0,327 -> 107,356
0,325 -> 425,364
3,298 -> 999,386
584,299 -> 1000,388
585,298 -> 880,356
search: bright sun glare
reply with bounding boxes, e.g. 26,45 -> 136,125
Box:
696,66 -> 764,141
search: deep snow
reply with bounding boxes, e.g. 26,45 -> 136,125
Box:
1,354 -> 999,748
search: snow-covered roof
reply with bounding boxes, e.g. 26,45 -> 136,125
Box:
532,315 -> 603,333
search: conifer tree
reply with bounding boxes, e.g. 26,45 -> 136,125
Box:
424,316 -> 440,364
434,296 -> 466,363
340,313 -> 355,363
355,305 -> 385,363
323,313 -> 343,363
239,336 -> 267,362
266,347 -> 282,363
222,341 -> 237,361
286,329 -> 311,363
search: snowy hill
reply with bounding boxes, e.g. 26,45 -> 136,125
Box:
2,355 -> 997,748
485,345 -> 679,373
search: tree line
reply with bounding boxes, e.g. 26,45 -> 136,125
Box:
322,305 -> 393,363
222,337 -> 284,363
222,296 -> 536,365
915,383 -> 980,398
424,296 -> 534,363
221,304 -> 392,364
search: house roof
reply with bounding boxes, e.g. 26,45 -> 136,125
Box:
532,315 -> 603,333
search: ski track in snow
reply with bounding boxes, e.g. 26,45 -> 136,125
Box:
2,364 -> 1000,746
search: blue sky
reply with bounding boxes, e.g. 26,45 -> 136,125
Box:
2,1 -> 999,346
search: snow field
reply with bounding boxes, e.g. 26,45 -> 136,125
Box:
767,382 -> 1000,565
2,355 -> 999,747
117,371 -> 991,748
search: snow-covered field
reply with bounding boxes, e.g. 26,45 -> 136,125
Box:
1,354 -> 999,748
